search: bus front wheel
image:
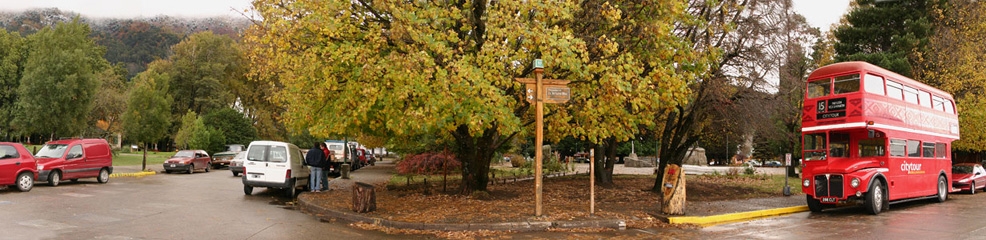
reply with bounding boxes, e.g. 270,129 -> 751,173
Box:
806,195 -> 824,213
864,182 -> 887,215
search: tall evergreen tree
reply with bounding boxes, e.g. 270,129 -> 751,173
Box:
832,0 -> 944,77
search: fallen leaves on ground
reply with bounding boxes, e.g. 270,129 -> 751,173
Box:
304,174 -> 778,233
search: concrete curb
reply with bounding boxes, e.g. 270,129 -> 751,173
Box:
109,171 -> 157,178
665,205 -> 809,226
297,194 -> 626,232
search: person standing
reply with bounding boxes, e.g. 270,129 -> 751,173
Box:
319,142 -> 331,191
305,143 -> 325,193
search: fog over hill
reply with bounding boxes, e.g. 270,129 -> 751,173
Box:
0,7 -> 251,78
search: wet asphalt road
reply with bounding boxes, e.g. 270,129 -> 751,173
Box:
700,192 -> 986,239
0,168 -> 409,240
6,166 -> 986,239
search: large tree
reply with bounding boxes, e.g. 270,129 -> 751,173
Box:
122,65 -> 173,170
245,0 -> 586,193
202,107 -> 258,146
832,0 -> 944,78
0,29 -> 25,140
559,1 -> 711,185
653,0 -> 817,191
923,0 -> 986,152
13,18 -> 107,139
166,31 -> 244,116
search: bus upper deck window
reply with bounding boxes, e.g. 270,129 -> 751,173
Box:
807,80 -> 830,99
833,74 -> 860,95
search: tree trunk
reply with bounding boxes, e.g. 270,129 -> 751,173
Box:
593,138 -> 617,186
452,124 -> 502,194
142,143 -> 148,171
661,164 -> 686,215
352,182 -> 376,213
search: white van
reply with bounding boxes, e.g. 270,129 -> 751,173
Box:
241,141 -> 309,197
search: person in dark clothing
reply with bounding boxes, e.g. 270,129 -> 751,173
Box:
318,142 -> 331,191
305,143 -> 325,192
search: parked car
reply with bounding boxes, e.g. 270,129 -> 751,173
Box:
211,150 -> 241,169
163,150 -> 212,174
35,138 -> 113,186
952,163 -> 986,194
743,159 -> 762,167
242,140 -> 309,198
229,151 -> 247,177
764,160 -> 782,167
0,142 -> 38,192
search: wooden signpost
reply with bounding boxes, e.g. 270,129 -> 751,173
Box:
515,59 -> 570,217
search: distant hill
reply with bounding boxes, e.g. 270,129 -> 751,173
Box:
0,8 -> 251,79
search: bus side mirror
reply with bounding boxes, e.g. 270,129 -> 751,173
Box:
868,130 -> 875,138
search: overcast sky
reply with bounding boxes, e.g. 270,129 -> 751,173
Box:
0,0 -> 851,31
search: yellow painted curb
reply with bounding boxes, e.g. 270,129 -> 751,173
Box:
667,205 -> 809,227
109,171 -> 157,178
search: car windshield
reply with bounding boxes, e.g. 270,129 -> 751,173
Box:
35,144 -> 68,158
954,165 -> 974,174
173,151 -> 195,158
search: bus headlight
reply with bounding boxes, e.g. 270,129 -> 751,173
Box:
851,178 -> 860,188
803,179 -> 810,187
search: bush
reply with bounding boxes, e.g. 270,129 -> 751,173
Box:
743,165 -> 756,175
509,154 -> 526,167
395,151 -> 461,175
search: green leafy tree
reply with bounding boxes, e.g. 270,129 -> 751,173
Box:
173,111 -> 198,150
166,31 -> 244,116
833,0 -> 943,77
122,66 -> 173,170
0,29 -> 25,140
202,107 -> 258,146
89,64 -> 129,140
13,18 -> 107,139
187,117 -> 227,154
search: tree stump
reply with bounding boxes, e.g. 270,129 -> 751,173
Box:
352,182 -> 377,213
661,164 -> 686,215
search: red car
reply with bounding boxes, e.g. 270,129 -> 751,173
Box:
163,150 -> 212,174
35,138 -> 114,186
0,142 -> 38,192
952,163 -> 986,194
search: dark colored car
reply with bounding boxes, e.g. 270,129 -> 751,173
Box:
211,151 -> 241,169
764,161 -> 783,167
952,163 -> 986,194
163,150 -> 212,174
0,142 -> 38,192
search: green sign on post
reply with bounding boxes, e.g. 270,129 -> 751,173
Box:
533,59 -> 544,69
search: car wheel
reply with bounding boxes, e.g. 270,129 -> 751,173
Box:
97,168 -> 110,183
244,185 -> 253,195
284,180 -> 296,198
936,175 -> 948,203
187,164 -> 194,174
972,181 -> 977,195
16,172 -> 33,192
205,164 -> 210,173
806,195 -> 824,213
165,170 -> 171,174
48,171 -> 61,187
864,181 -> 886,215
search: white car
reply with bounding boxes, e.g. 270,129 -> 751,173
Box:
229,151 -> 247,177
241,141 -> 309,198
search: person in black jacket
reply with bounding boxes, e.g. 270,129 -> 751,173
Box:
305,143 -> 325,192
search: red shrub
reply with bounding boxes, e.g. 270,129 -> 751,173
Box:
396,151 -> 461,175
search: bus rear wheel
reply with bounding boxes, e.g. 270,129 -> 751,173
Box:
936,175 -> 948,203
864,182 -> 887,215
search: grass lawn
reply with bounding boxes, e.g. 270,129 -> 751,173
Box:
114,151 -> 174,166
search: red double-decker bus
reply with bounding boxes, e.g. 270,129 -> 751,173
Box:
801,61 -> 960,215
